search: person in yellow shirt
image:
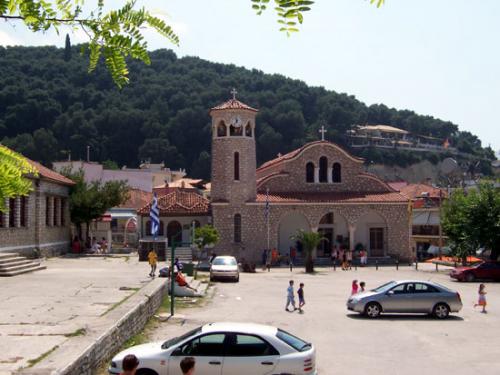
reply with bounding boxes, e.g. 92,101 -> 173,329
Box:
148,249 -> 158,277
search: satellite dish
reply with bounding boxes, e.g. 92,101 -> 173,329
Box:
441,158 -> 458,175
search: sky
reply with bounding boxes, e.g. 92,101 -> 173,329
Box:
1,0 -> 499,152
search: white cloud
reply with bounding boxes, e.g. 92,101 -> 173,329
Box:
0,30 -> 21,46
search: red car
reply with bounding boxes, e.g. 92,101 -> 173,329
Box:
450,262 -> 500,282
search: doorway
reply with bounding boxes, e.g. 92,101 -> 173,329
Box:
369,227 -> 385,256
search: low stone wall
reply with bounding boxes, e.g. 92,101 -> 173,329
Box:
62,280 -> 167,375
18,279 -> 167,375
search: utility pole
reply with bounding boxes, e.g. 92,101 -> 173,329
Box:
438,189 -> 443,260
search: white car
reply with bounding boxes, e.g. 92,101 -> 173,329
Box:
108,322 -> 316,375
210,256 -> 239,282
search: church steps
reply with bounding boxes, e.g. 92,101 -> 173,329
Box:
0,253 -> 47,277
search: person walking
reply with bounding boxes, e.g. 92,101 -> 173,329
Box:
359,281 -> 366,292
297,283 -> 305,313
285,280 -> 297,312
147,249 -> 157,277
474,284 -> 487,313
339,248 -> 346,270
120,354 -> 139,375
262,248 -> 267,270
266,249 -> 272,272
351,279 -> 359,295
180,357 -> 195,375
331,246 -> 338,269
347,250 -> 353,270
290,246 -> 297,271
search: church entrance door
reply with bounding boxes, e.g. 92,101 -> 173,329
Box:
278,213 -> 310,256
369,227 -> 385,257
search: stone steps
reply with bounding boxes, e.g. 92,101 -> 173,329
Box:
0,253 -> 46,277
165,247 -> 193,263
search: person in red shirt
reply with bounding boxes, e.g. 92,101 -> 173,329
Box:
175,271 -> 198,292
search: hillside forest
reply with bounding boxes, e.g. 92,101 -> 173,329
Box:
0,44 -> 496,179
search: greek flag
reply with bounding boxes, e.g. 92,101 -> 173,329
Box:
150,193 -> 160,237
264,188 -> 270,220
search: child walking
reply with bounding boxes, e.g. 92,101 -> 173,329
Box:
297,283 -> 305,313
359,281 -> 366,292
474,284 -> 487,313
285,280 -> 297,312
148,249 -> 157,277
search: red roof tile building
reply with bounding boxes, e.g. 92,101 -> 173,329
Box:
0,148 -> 74,257
205,95 -> 412,262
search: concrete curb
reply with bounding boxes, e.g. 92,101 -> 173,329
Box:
16,278 -> 167,375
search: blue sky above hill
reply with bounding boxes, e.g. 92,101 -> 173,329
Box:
1,0 -> 499,151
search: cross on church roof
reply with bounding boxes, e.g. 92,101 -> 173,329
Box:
231,88 -> 238,100
319,125 -> 327,141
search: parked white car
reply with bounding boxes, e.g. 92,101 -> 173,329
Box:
108,322 -> 316,375
210,255 -> 239,282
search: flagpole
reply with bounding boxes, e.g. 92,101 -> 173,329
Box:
266,188 -> 270,252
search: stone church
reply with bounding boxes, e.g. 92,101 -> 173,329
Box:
209,95 -> 412,262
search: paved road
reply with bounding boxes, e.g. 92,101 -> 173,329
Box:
0,256 -> 153,374
149,264 -> 500,375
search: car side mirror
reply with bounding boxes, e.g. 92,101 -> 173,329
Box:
387,290 -> 395,296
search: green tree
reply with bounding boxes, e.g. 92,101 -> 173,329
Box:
292,230 -> 324,273
64,33 -> 71,62
65,171 -> 129,239
442,182 -> 500,263
0,145 -> 37,211
193,225 -> 220,252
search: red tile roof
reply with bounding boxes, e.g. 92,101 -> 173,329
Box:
399,183 -> 447,200
28,160 -> 75,186
257,140 -> 364,172
138,188 -> 210,216
387,181 -> 409,191
254,191 -> 409,204
1,144 -> 74,186
210,99 -> 258,113
118,189 -> 153,210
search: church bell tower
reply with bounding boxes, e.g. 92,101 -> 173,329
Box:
210,89 -> 258,204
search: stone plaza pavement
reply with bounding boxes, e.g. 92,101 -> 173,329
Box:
148,264 -> 500,375
0,256 -> 156,374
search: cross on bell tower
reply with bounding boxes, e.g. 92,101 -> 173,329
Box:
230,88 -> 238,100
319,125 -> 327,141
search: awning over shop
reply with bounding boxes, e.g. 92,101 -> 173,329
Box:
108,211 -> 137,219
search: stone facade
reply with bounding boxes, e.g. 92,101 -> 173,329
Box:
0,177 -> 72,257
209,97 -> 412,262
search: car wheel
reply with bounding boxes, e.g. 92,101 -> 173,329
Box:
136,369 -> 158,375
465,273 -> 475,282
433,303 -> 450,319
364,302 -> 382,318
234,275 -> 239,282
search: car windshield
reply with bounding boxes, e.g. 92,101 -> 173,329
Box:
276,329 -> 311,352
371,281 -> 397,293
161,326 -> 202,349
213,258 -> 237,266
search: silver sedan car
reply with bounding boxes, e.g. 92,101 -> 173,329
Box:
347,280 -> 463,319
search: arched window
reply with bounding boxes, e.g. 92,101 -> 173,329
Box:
234,152 -> 240,181
230,125 -> 243,136
234,214 -> 242,243
319,156 -> 328,183
245,122 -> 252,137
167,220 -> 181,245
217,121 -> 227,137
306,162 -> 315,183
332,162 -> 342,183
